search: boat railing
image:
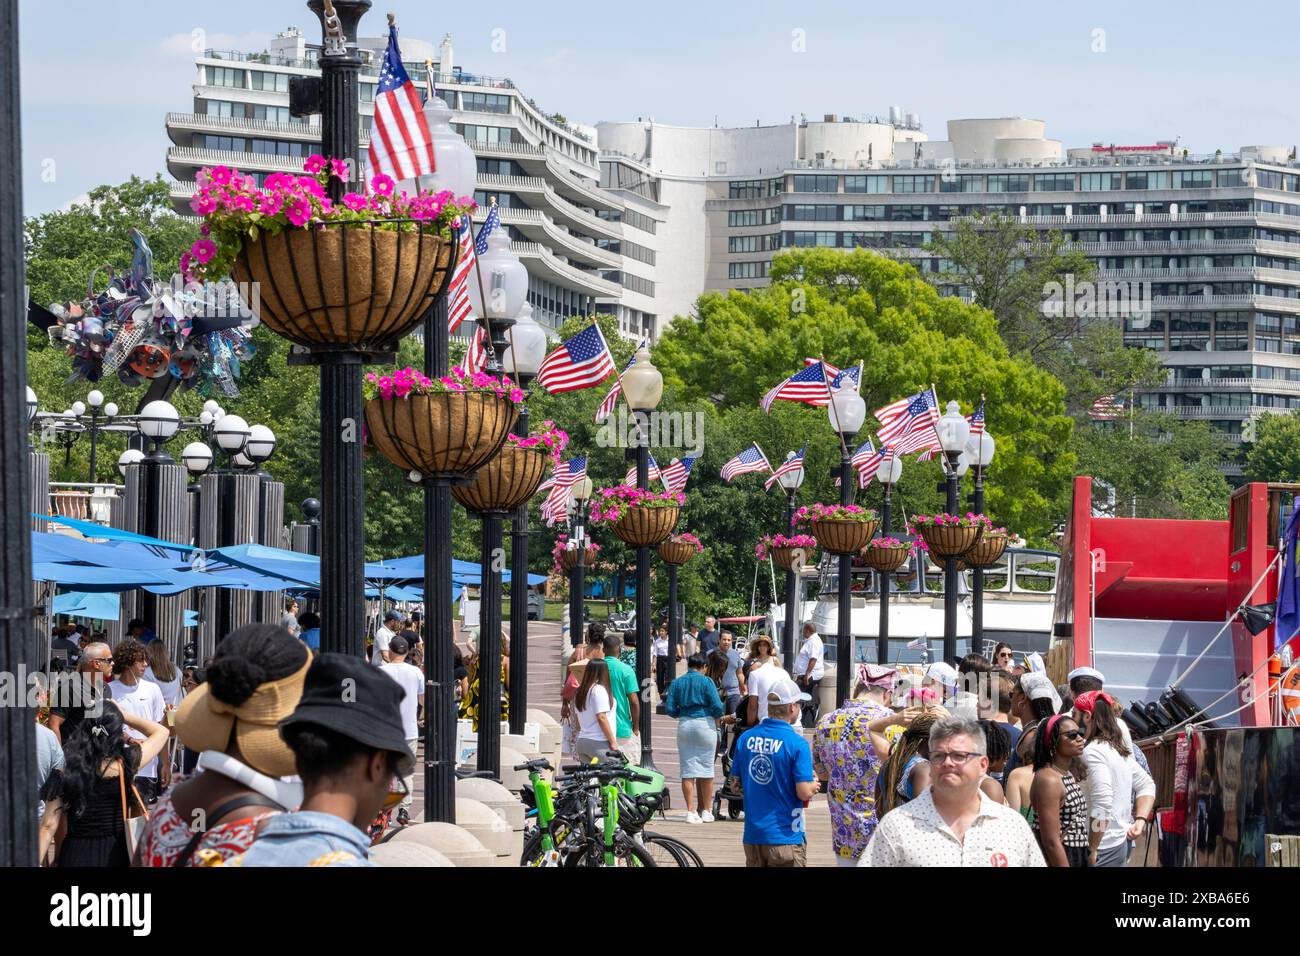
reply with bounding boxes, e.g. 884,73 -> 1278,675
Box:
815,546 -> 1059,599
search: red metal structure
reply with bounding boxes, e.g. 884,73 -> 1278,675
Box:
1054,476 -> 1300,727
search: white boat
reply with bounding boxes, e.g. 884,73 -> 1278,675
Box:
766,547 -> 1060,667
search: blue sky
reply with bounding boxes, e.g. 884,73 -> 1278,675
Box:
19,0 -> 1300,215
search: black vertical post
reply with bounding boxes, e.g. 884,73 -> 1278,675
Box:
666,562 -> 679,690
634,419 -> 655,770
943,454 -> 961,663
476,513 -> 504,777
878,482 -> 893,665
508,388 -> 533,735
569,518 -> 586,647
971,468 -> 986,653
0,0 -> 36,866
423,294 -> 455,823
87,407 -> 100,483
311,0 -> 369,657
835,442 -> 854,705
782,490 -> 798,670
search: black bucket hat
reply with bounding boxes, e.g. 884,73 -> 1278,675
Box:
279,653 -> 415,776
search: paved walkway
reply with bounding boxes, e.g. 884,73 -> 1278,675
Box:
416,619 -> 839,867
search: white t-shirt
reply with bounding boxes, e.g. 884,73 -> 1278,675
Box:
1082,739 -> 1156,850
793,633 -> 825,682
143,666 -> 183,708
108,678 -> 165,779
653,636 -> 669,658
747,662 -> 792,721
379,661 -> 425,740
576,685 -> 616,741
372,625 -> 396,665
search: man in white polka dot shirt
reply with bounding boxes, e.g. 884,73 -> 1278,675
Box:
860,716 -> 1046,867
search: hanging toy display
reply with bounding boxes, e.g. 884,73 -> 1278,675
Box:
42,228 -> 257,397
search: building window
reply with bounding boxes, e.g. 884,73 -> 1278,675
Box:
784,204 -> 838,221
477,158 -> 523,177
1035,174 -> 1075,192
1124,172 -> 1168,190
791,174 -> 838,193
889,205 -> 929,222
986,174 -> 1030,193
205,99 -> 239,118
728,208 -> 781,227
843,204 -> 885,222
206,66 -> 245,89
250,105 -> 292,124
461,91 -> 511,114
202,134 -> 246,152
844,175 -> 889,194
728,261 -> 769,279
457,124 -> 512,145
783,231 -> 838,247
1172,170 -> 1213,189
728,234 -> 779,253
1219,168 -> 1248,188
940,175 -> 984,193
893,175 -> 935,194
729,178 -> 782,199
1080,173 -> 1122,191
249,70 -> 290,93
842,232 -> 886,248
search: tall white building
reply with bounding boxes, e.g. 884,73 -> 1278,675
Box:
165,30 -> 661,342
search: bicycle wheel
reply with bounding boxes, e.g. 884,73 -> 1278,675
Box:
565,833 -> 657,868
642,831 -> 704,867
520,819 -> 583,866
637,833 -> 690,866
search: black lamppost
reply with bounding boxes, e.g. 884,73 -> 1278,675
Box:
568,478 -> 595,647
623,348 -> 663,770
875,454 -> 903,665
936,400 -> 972,663
56,390 -> 123,482
502,304 -> 548,735
966,431 -> 996,652
774,452 -> 805,670
827,388 -> 867,705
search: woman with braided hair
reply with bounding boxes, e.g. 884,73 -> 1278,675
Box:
1029,713 -> 1090,867
876,710 -> 944,817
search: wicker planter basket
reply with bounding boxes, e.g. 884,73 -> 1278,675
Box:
560,550 -> 585,572
658,540 -> 696,566
232,223 -> 455,351
918,523 -> 983,559
961,533 -> 1008,569
770,546 -> 815,572
811,518 -> 879,556
364,392 -> 517,477
451,445 -> 549,513
862,542 -> 910,573
613,505 -> 680,548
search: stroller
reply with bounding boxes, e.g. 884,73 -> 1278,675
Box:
712,695 -> 752,820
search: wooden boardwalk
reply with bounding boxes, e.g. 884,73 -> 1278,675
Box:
413,619 -> 838,867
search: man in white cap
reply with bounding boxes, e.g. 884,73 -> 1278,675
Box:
924,662 -> 978,718
732,677 -> 819,867
1065,665 -> 1149,773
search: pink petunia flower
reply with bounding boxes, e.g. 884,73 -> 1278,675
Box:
190,239 -> 218,264
371,173 -> 396,197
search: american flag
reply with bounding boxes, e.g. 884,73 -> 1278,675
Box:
765,444 -> 807,491
464,325 -> 489,374
761,361 -> 831,413
446,216 -> 476,333
659,456 -> 697,495
367,25 -> 436,184
623,454 -> 661,489
536,323 -> 616,394
830,363 -> 861,393
721,443 -> 771,482
835,439 -> 887,488
1089,395 -> 1125,420
916,401 -> 984,461
875,388 -> 942,456
539,455 -> 588,526
594,343 -> 645,423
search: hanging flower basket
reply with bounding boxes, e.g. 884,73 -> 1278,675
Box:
911,512 -> 989,559
552,536 -> 600,575
590,486 -> 684,548
812,518 -> 879,556
363,368 -> 522,477
756,534 -> 818,571
961,531 -> 1009,569
862,538 -> 912,573
658,532 -> 703,566
451,445 -> 550,513
188,158 -> 473,353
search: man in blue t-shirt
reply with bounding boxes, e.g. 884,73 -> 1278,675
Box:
731,677 -> 819,867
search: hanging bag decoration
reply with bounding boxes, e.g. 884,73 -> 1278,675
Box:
116,758 -> 149,859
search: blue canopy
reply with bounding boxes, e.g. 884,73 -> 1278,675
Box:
34,562 -> 173,590
52,591 -> 121,620
374,554 -> 547,587
35,514 -> 196,554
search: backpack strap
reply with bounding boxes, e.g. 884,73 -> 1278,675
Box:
171,793 -> 286,867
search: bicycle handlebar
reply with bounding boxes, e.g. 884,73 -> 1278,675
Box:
513,758 -> 553,773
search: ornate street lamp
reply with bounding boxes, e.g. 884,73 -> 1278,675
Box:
875,453 -> 904,665
136,400 -> 180,465
966,430 -> 997,650
623,348 -> 663,769
116,448 -> 144,477
936,400 -> 971,662
181,441 -> 214,478
501,303 -> 548,735
775,451 -> 805,672
212,414 -> 251,467
827,386 -> 866,704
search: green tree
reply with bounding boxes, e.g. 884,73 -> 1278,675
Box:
1244,411 -> 1300,483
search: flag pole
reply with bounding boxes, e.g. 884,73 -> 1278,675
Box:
928,383 -> 949,474
464,198 -> 518,384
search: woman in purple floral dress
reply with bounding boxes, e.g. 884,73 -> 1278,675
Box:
812,665 -> 915,866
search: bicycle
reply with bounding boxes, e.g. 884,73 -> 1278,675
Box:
515,758 -> 563,867
520,756 -> 658,867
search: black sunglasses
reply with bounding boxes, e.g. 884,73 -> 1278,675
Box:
1061,729 -> 1087,740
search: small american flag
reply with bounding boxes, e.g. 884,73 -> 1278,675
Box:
761,361 -> 831,413
623,454 -> 661,489
539,455 -> 588,526
859,445 -> 895,489
1089,395 -> 1125,420
721,443 -> 771,482
446,217 -> 476,333
916,402 -> 983,461
536,323 -> 616,394
594,342 -> 645,423
876,388 -> 942,456
835,439 -> 885,488
765,444 -> 807,491
464,325 -> 489,374
367,24 -> 435,184
659,456 -> 697,495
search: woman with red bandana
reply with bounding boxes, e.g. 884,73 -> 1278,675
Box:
1073,690 -> 1156,867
